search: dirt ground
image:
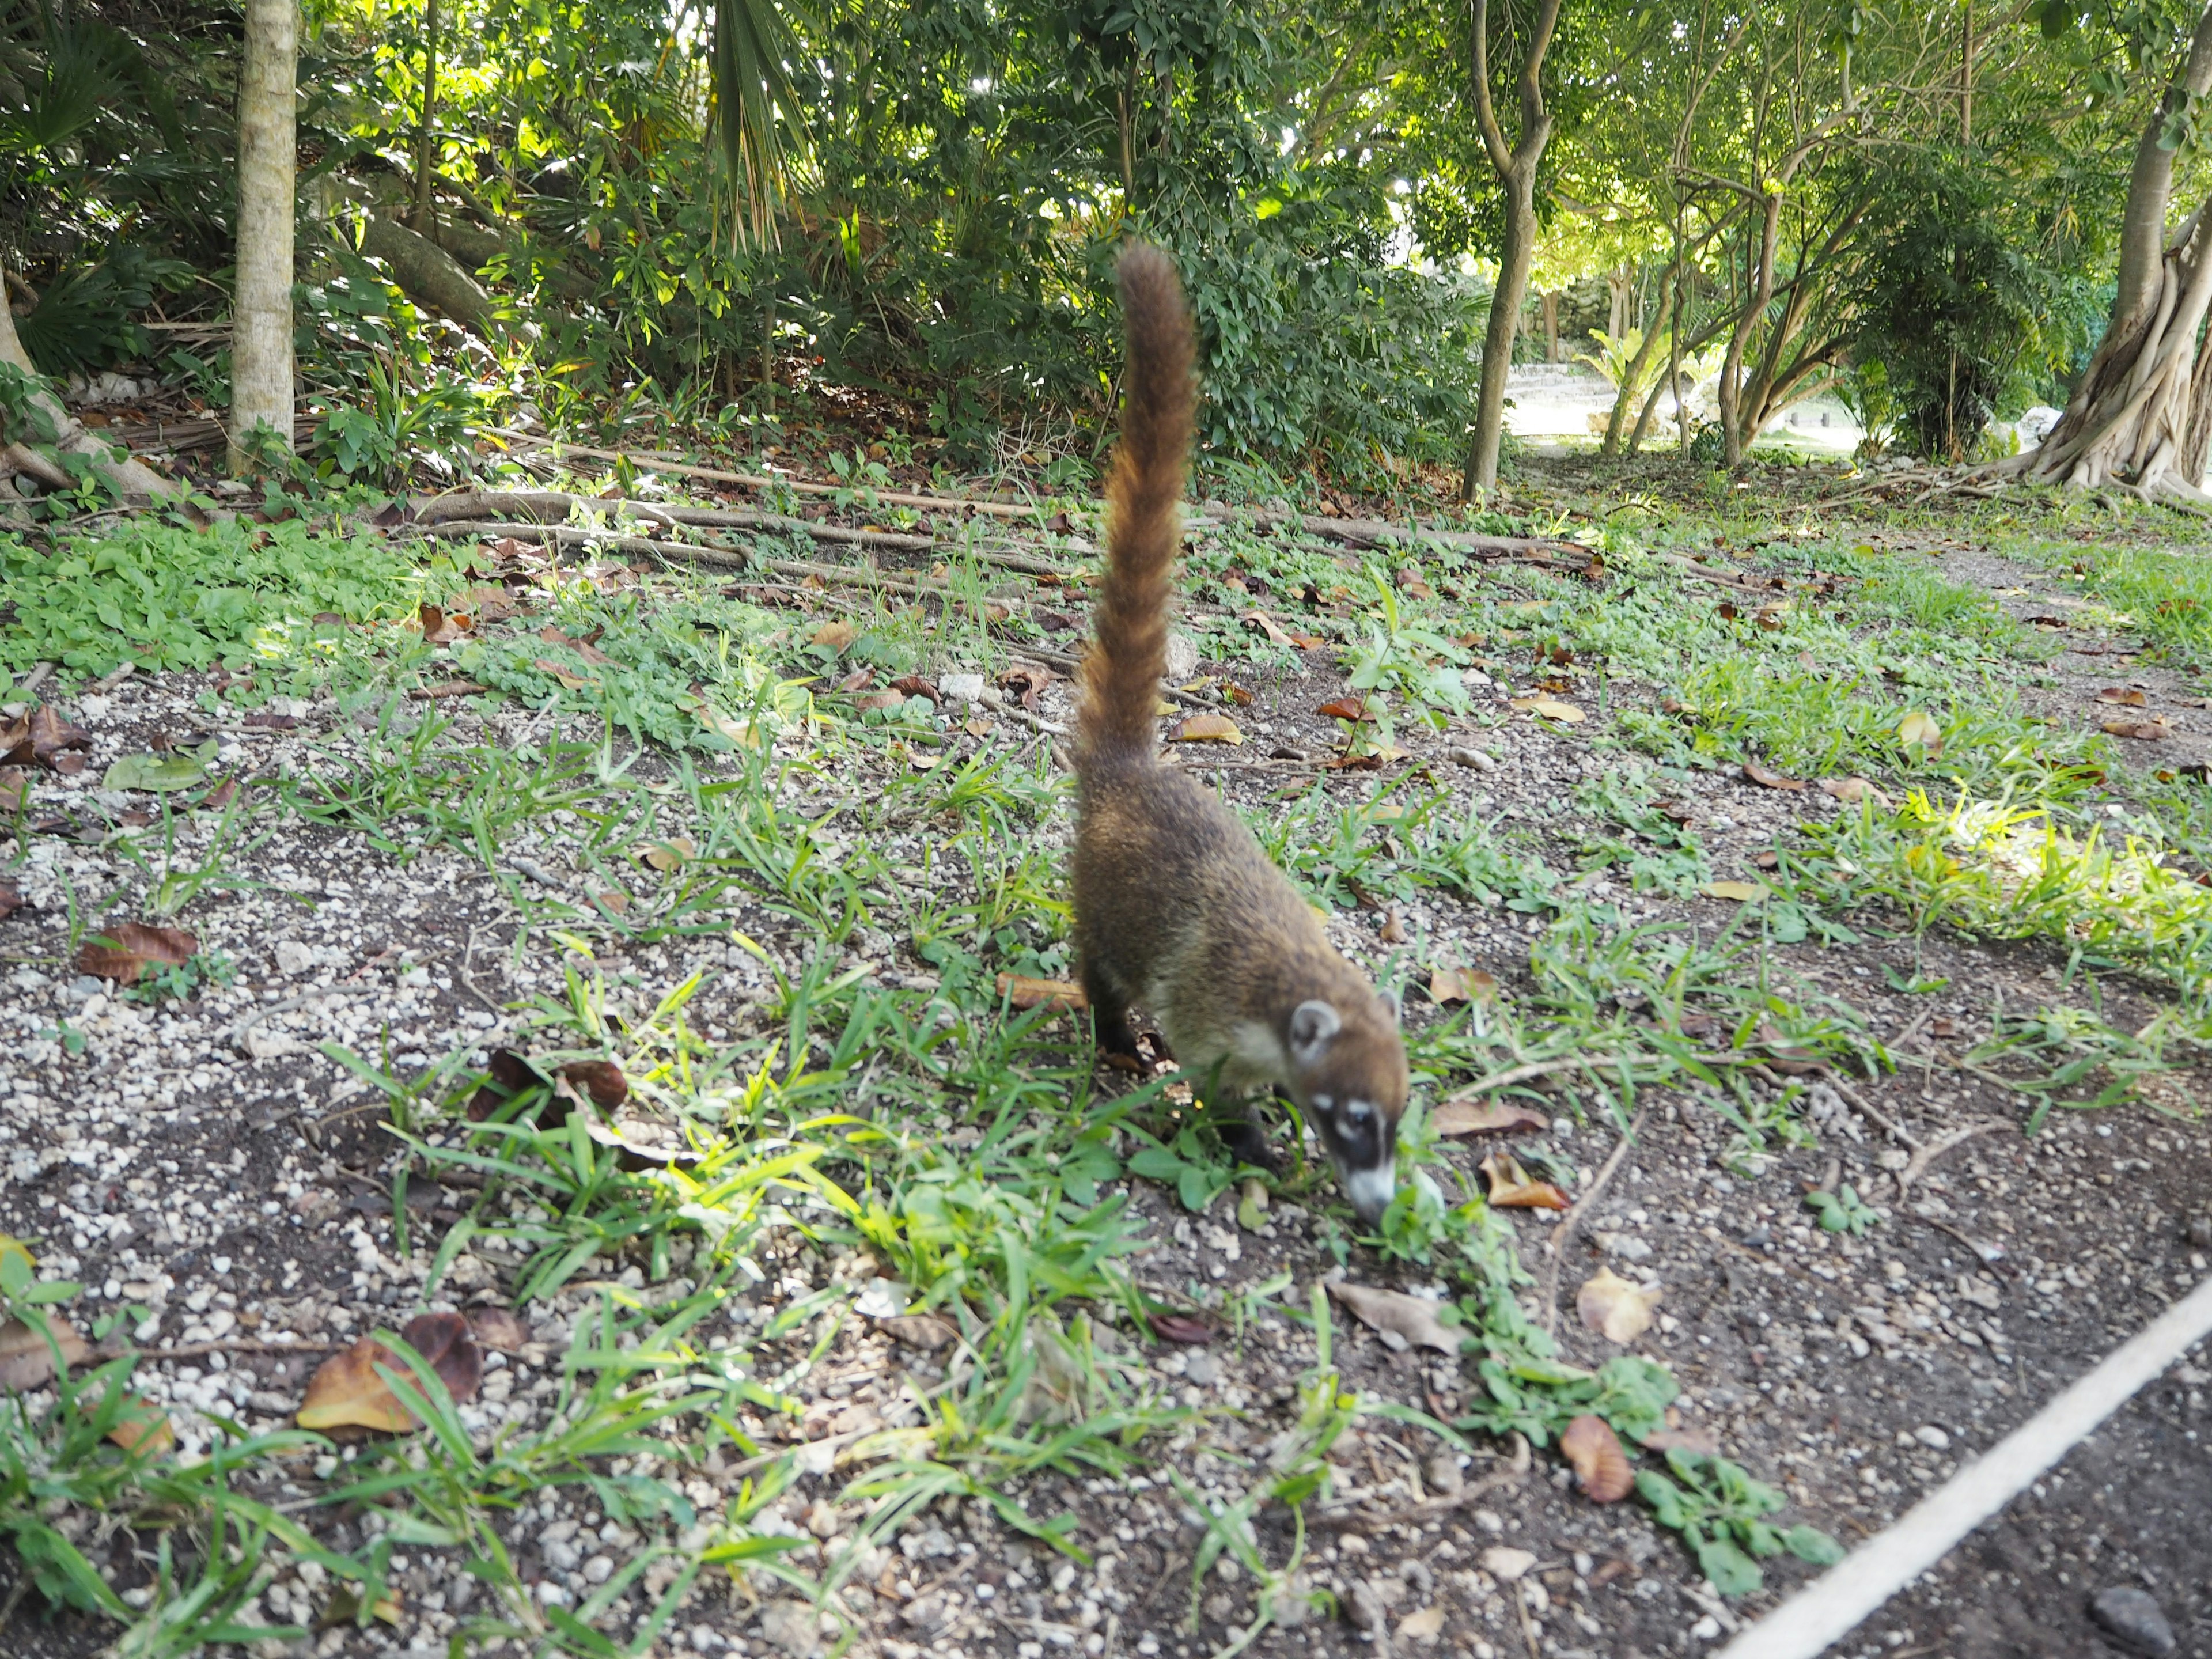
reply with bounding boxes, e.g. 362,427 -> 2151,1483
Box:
3,461 -> 2210,1659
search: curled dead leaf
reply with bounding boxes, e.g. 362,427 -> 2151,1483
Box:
1430,1099 -> 1547,1138
995,972 -> 1088,1012
1479,1151 -> 1571,1210
1576,1266 -> 1663,1344
1147,1311 -> 1217,1346
535,658 -> 595,691
539,625 -> 614,666
810,620 -> 858,654
2103,718 -> 2172,741
1325,1283 -> 1463,1354
1378,909 -> 1408,944
641,836 -> 696,872
1741,761 -> 1803,791
76,922 -> 196,985
297,1312 -> 483,1434
2096,687 -> 2147,707
1560,1414 -> 1635,1503
0,880 -> 20,920
556,1059 -> 630,1111
1427,965 -> 1497,1006
1819,775 -> 1889,807
0,1313 -> 90,1389
0,707 -> 93,770
467,1308 -> 530,1353
1170,712 -> 1243,745
1240,611 -> 1295,647
417,602 -> 469,645
877,1313 -> 957,1350
1317,697 -> 1368,722
1897,710 -> 1943,756
107,1399 -> 175,1456
1509,695 -> 1585,724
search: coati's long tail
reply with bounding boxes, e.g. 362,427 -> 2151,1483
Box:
1077,241 -> 1195,775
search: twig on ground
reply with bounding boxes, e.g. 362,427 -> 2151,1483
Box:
101,1338 -> 341,1361
1817,1074 -> 1922,1150
1540,1110 -> 1646,1339
1897,1119 -> 2009,1196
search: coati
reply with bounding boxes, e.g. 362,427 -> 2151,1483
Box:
1072,242 -> 1408,1226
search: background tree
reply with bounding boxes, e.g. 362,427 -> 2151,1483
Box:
229,0 -> 297,471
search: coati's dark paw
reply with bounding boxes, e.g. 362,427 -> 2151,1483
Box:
1215,1116 -> 1278,1174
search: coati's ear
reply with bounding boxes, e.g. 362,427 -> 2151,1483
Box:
1377,988 -> 1402,1025
1288,999 -> 1342,1066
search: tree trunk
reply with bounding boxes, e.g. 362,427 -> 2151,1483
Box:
2017,3 -> 2212,497
1464,164 -> 1539,495
361,214 -> 495,330
1607,267 -> 1631,340
412,0 -> 441,232
1719,191 -> 1782,468
0,276 -> 173,501
1602,265 -> 1673,456
1541,290 -> 1560,362
230,0 -> 298,474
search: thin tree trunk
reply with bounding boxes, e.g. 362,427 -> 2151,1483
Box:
1541,290 -> 1560,362
230,0 -> 298,473
1719,192 -> 1782,467
412,0 -> 441,231
1602,264 -> 1673,456
0,274 -> 172,500
1465,166 -> 1539,494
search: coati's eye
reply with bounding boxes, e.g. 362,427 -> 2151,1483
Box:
1340,1100 -> 1373,1128
1310,1093 -> 1334,1112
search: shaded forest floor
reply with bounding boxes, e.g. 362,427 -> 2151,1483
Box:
3,437 -> 2212,1659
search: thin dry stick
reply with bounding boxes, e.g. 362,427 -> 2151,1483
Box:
1539,1109 -> 1647,1339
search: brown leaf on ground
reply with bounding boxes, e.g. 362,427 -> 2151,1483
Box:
1317,696 -> 1368,722
468,1048 -> 548,1121
0,1313 -> 90,1389
0,707 -> 93,770
1898,710 -> 1944,756
0,767 -> 26,813
456,584 -> 521,623
995,972 -> 1088,1012
1325,1283 -> 1464,1354
1240,611 -> 1297,647
834,666 -> 874,692
535,658 -> 594,691
1147,1311 -> 1217,1346
200,777 -> 242,812
467,1308 -> 531,1353
855,690 -> 905,713
297,1312 -> 483,1434
1640,1426 -> 1722,1456
2025,615 -> 2068,630
999,663 -> 1055,710
1577,1266 -> 1664,1344
1509,695 -> 1585,724
1479,1151 -> 1571,1210
557,1059 -> 629,1111
2096,687 -> 2147,707
416,602 -> 469,645
107,1399 -> 175,1456
539,625 -> 615,665
2103,718 -> 2173,741
1431,1099 -> 1546,1138
1819,775 -> 1889,806
1378,909 -> 1408,944
641,836 -> 695,872
1169,712 -> 1243,744
1560,1414 -> 1635,1503
77,922 -> 196,985
810,620 -> 858,653
1427,965 -> 1498,1006
0,881 -> 20,920
877,1313 -> 958,1350
1741,761 -> 1803,790
1700,880 -> 1769,903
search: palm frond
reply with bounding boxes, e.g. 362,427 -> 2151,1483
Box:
708,0 -> 806,249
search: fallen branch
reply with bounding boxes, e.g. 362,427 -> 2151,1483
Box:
1896,1119 -> 2009,1197
411,487 -> 936,552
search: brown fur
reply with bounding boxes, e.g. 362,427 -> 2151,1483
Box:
1072,243 -> 1408,1221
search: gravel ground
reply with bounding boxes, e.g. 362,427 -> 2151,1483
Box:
3,471 -> 2210,1659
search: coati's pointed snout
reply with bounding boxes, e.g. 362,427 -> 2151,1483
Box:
1339,1156 -> 1397,1228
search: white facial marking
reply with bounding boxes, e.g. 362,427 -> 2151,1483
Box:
1344,1162 -> 1397,1224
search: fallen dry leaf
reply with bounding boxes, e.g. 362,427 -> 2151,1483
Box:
641,836 -> 695,872
1431,1099 -> 1546,1138
1427,965 -> 1497,1006
1325,1283 -> 1464,1354
0,767 -> 26,813
1577,1266 -> 1663,1344
1560,1414 -> 1635,1503
539,625 -> 614,666
2103,718 -> 2173,741
297,1312 -> 483,1434
1317,696 -> 1368,722
1700,880 -> 1768,903
417,602 -> 469,645
1819,775 -> 1889,806
0,880 -> 20,921
0,707 -> 93,770
810,620 -> 858,654
1169,712 -> 1244,744
467,1308 -> 530,1353
1378,909 -> 1408,944
2096,687 -> 2147,707
556,1059 -> 629,1111
107,1399 -> 175,1456
995,972 -> 1088,1012
1147,1312 -> 1217,1346
1509,695 -> 1585,724
1898,710 -> 1943,756
876,1313 -> 958,1350
1240,611 -> 1297,647
854,690 -> 904,713
1479,1150 -> 1571,1209
1741,761 -> 1803,791
76,922 -> 195,985
1640,1426 -> 1722,1456
535,658 -> 595,691
0,1311 -> 89,1389
1396,1605 -> 1446,1645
